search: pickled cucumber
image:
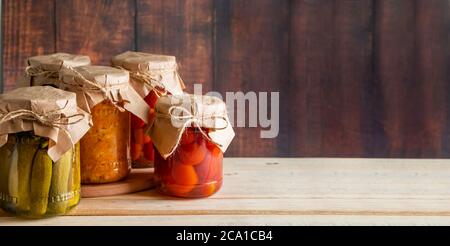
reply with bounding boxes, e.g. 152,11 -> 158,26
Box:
16,135 -> 40,212
68,143 -> 80,207
29,149 -> 52,217
0,135 -> 17,207
7,142 -> 19,211
48,149 -> 72,214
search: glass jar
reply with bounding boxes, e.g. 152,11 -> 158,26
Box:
112,51 -> 186,169
154,128 -> 223,198
131,88 -> 161,168
0,132 -> 80,218
80,100 -> 131,184
23,53 -> 91,87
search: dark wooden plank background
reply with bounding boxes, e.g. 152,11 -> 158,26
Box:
2,0 -> 450,158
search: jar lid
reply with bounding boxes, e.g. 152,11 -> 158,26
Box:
27,52 -> 91,72
111,51 -> 185,97
60,65 -> 150,123
112,51 -> 177,72
65,65 -> 130,87
0,86 -> 92,161
148,94 -> 235,159
19,53 -> 91,88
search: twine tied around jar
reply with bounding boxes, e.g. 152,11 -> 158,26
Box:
25,64 -> 62,79
60,66 -> 129,112
156,105 -> 229,157
115,66 -> 166,97
115,63 -> 185,98
0,101 -> 86,144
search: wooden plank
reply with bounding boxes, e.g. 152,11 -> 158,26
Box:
0,0 -> 2,91
374,0 -> 450,158
2,215 -> 450,226
2,158 -> 450,219
81,168 -> 156,198
63,158 -> 450,216
372,0 -> 416,157
288,0 -> 373,157
55,0 -> 135,65
2,0 -> 55,91
415,1 -> 450,157
214,0 -> 290,157
136,0 -> 213,92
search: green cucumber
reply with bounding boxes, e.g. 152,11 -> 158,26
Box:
16,135 -> 40,212
48,149 -> 72,214
68,143 -> 81,208
0,135 -> 17,208
29,149 -> 53,217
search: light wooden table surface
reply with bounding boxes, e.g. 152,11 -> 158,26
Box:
2,158 -> 450,226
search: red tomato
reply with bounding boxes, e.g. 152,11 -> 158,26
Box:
166,184 -> 196,197
131,115 -> 146,129
171,164 -> 198,185
134,128 -> 145,145
131,143 -> 143,161
143,143 -> 154,161
201,183 -> 217,197
143,134 -> 152,144
180,130 -> 196,146
206,147 -> 223,181
177,141 -> 207,166
144,90 -> 159,108
194,152 -> 212,183
166,164 -> 198,195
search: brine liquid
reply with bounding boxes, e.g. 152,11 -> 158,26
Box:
154,128 -> 223,198
131,90 -> 159,168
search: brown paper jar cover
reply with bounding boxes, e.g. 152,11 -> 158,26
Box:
59,65 -> 150,123
0,86 -> 92,162
147,94 -> 235,159
112,51 -> 186,168
111,51 -> 185,98
21,53 -> 91,87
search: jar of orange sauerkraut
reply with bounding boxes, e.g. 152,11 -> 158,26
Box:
60,65 -> 150,184
79,100 -> 131,183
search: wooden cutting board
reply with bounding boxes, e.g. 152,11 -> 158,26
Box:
81,168 -> 157,198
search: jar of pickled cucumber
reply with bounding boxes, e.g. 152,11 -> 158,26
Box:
148,94 -> 235,198
0,86 -> 92,217
112,51 -> 185,168
60,65 -> 150,184
20,53 -> 91,88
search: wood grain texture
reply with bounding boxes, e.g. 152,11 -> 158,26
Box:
137,0 -> 213,92
374,0 -> 450,158
288,0 -> 373,157
4,215 -> 450,226
55,0 -> 135,65
3,158 -> 450,225
2,0 -> 55,92
214,0 -> 290,157
81,168 -> 156,198
372,0 -> 416,157
2,0 -> 450,157
415,0 -> 450,157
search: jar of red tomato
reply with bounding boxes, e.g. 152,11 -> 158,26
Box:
112,51 -> 185,168
148,94 -> 235,198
